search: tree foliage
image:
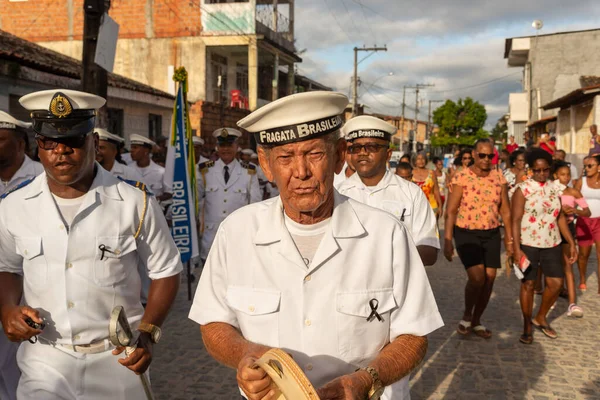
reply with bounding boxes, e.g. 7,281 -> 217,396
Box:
431,97 -> 489,147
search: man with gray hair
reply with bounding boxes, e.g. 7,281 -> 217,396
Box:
189,91 -> 443,400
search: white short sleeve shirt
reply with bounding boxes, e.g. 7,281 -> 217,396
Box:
189,192 -> 443,400
337,170 -> 440,249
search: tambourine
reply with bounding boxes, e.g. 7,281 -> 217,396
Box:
254,348 -> 320,400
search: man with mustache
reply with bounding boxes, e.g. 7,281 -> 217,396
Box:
0,89 -> 182,399
337,115 -> 440,266
196,128 -> 262,263
0,110 -> 44,400
189,91 -> 443,400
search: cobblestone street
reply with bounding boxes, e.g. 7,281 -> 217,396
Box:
152,247 -> 600,399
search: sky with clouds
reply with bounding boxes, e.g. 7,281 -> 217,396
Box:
292,0 -> 600,129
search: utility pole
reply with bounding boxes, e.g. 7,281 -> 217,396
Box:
82,0 -> 110,128
400,86 -> 406,152
427,100 -> 443,141
352,45 -> 387,117
405,83 -> 434,152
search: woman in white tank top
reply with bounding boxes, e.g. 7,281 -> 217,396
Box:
575,154 -> 600,292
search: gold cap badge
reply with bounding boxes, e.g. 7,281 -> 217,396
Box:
49,93 -> 73,118
220,128 -> 229,138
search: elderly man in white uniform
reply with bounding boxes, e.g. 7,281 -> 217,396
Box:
337,115 -> 440,266
197,128 -> 262,262
0,110 -> 44,400
129,133 -> 172,202
189,91 -> 443,400
0,89 -> 182,399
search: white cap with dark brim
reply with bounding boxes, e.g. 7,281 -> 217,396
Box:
19,89 -> 105,138
241,148 -> 254,155
342,115 -> 397,142
213,128 -> 242,144
0,110 -> 31,130
95,128 -> 124,145
192,136 -> 205,146
237,91 -> 348,146
129,134 -> 156,147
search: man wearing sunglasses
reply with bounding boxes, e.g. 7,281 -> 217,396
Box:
0,89 -> 182,399
337,115 -> 440,266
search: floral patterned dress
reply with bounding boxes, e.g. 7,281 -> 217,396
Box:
452,168 -> 506,230
413,171 -> 438,210
516,179 -> 564,248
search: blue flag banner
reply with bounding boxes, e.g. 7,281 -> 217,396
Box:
165,75 -> 199,264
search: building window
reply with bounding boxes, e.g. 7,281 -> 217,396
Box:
210,53 -> 228,103
236,62 -> 248,97
107,108 -> 124,137
149,114 -> 162,142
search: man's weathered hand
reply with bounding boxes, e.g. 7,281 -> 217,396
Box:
113,332 -> 153,375
317,372 -> 371,400
236,356 -> 278,400
0,305 -> 42,342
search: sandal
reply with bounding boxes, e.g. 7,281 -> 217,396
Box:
567,303 -> 583,318
472,325 -> 492,339
457,320 -> 471,335
519,333 -> 533,344
532,320 -> 557,339
579,283 -> 587,291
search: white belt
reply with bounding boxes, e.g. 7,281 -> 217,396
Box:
40,338 -> 113,355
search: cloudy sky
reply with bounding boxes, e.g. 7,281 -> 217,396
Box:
292,0 -> 600,129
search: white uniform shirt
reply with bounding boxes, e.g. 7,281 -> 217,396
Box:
189,192 -> 444,400
130,160 -> 171,197
0,156 -> 44,196
338,171 -> 440,249
108,162 -> 145,184
333,162 -> 352,189
0,166 -> 182,346
198,158 -> 262,260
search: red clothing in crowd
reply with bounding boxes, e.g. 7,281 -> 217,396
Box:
506,143 -> 519,153
540,140 -> 556,155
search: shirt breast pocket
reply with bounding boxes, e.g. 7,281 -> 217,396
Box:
15,237 -> 47,288
381,201 -> 411,222
336,288 -> 396,360
226,286 -> 280,347
94,236 -> 137,286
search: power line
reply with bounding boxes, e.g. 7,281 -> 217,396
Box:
339,0 -> 362,43
324,0 -> 353,43
351,0 -> 378,44
349,0 -> 392,22
428,71 -> 522,94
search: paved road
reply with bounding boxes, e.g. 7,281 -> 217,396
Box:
151,251 -> 600,399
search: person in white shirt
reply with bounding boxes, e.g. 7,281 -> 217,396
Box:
0,89 -> 182,399
96,128 -> 145,183
0,110 -> 44,400
189,91 -> 443,400
192,136 -> 209,165
338,115 -> 440,266
196,128 -> 262,262
241,148 -> 267,198
129,134 -> 172,201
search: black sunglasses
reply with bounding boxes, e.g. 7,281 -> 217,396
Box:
348,144 -> 389,154
477,153 -> 495,160
532,168 -> 551,174
585,164 -> 598,169
35,132 -> 91,151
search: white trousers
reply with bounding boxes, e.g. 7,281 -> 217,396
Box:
16,341 -> 149,400
0,332 -> 19,400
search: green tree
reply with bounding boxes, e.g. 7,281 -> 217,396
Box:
490,115 -> 509,143
431,97 -> 489,147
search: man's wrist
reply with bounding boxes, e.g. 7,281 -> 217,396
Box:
353,370 -> 373,396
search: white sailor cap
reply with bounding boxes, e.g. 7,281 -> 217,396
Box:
241,148 -> 254,156
213,127 -> 242,144
0,110 -> 31,131
250,152 -> 258,159
129,134 -> 156,148
237,91 -> 348,146
343,115 -> 397,142
19,89 -> 106,138
192,136 -> 205,146
95,128 -> 124,145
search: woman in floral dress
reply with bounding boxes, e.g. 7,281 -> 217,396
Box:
412,152 -> 443,218
512,149 -> 577,344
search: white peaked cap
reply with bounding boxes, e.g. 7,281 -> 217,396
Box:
342,115 -> 397,141
129,134 -> 156,147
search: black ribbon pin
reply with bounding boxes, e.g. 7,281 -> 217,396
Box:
366,298 -> 383,322
400,208 -> 407,222
98,244 -> 115,261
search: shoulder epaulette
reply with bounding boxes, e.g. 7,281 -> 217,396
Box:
198,160 -> 215,171
241,161 -> 257,174
0,178 -> 34,200
117,176 -> 154,196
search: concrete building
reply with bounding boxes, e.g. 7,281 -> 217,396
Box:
0,0 -> 307,140
504,28 -> 600,148
0,29 -> 174,148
